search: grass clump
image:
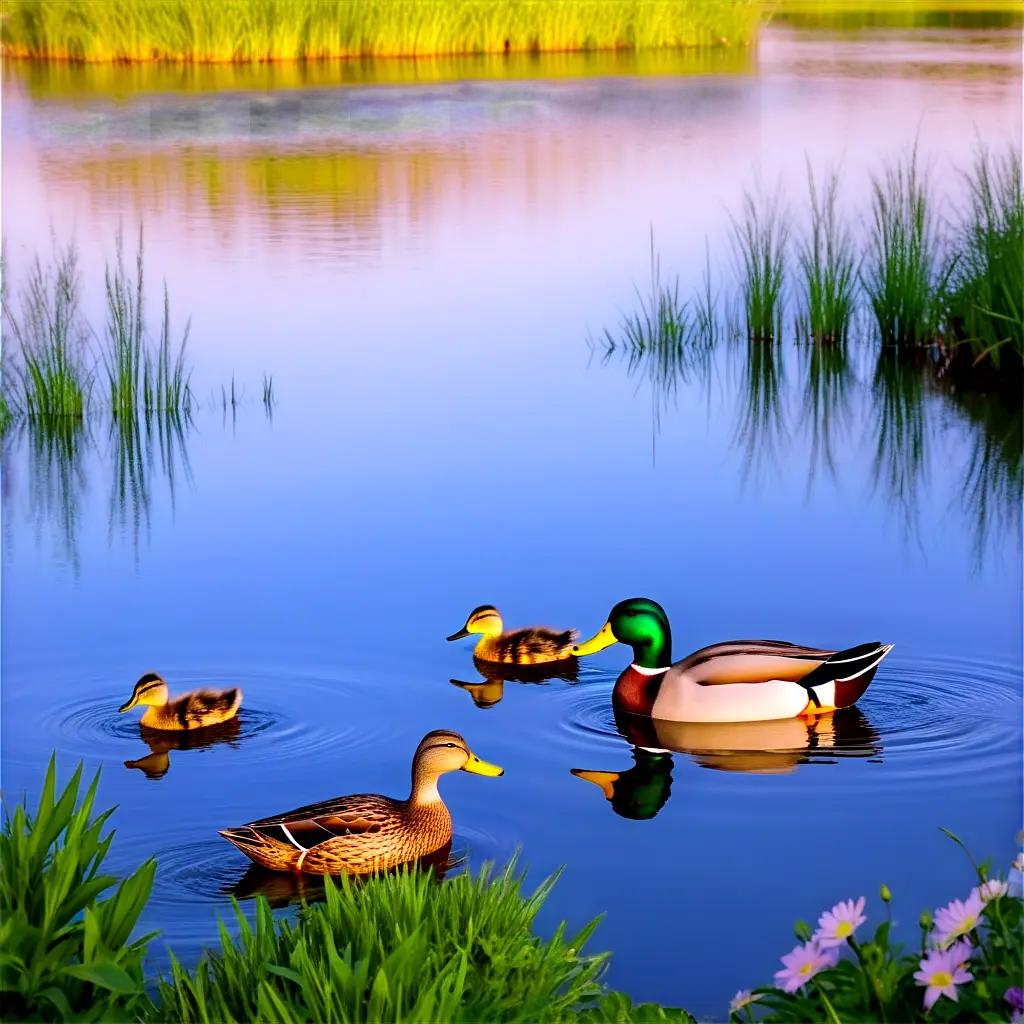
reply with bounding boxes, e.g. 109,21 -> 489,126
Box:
0,757 -> 156,1021
944,147 -> 1023,368
3,245 -> 90,421
797,166 -> 857,345
731,188 -> 788,343
0,0 -> 761,62
104,228 -> 192,419
864,153 -> 947,346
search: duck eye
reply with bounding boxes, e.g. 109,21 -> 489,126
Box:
446,743 -> 456,748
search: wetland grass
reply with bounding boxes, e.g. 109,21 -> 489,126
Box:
864,153 -> 947,347
797,166 -> 857,345
0,0 -> 760,63
944,148 -> 1023,373
731,188 -> 788,343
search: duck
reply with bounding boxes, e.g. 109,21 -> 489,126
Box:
446,605 -> 577,665
572,598 -> 892,723
118,671 -> 242,731
123,715 -> 242,778
218,729 -> 502,875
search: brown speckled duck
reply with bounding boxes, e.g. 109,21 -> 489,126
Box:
118,672 -> 242,731
218,730 -> 502,875
446,605 -> 577,665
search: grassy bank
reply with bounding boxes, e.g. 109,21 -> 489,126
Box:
0,1 -> 760,63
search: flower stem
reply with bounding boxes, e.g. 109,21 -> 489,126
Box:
814,980 -> 843,1024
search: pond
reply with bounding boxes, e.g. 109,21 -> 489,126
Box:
2,20 -> 1021,1020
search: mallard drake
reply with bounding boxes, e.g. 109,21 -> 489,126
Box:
218,729 -> 502,876
118,672 -> 242,731
572,598 -> 892,723
446,605 -> 577,665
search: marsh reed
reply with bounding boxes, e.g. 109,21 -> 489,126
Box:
731,188 -> 788,343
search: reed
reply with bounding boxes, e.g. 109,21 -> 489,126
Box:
103,228 -> 193,419
731,187 -> 788,343
944,147 -> 1023,368
0,0 -> 761,63
797,166 -> 857,345
863,152 -> 947,347
3,245 -> 90,421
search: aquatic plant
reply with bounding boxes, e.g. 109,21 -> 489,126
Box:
0,757 -> 157,1021
796,166 -> 857,345
2,245 -> 90,420
733,832 -> 1023,1023
0,0 -> 761,62
730,187 -> 789,343
863,152 -> 947,347
103,228 -> 193,418
944,147 -> 1023,370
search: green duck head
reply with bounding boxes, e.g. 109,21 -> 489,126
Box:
571,598 -> 672,670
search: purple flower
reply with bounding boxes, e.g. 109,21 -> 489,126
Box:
971,878 -> 1009,904
729,989 -> 760,1013
913,942 -> 974,1010
1007,987 -> 1024,1023
930,891 -> 984,948
773,941 -> 839,994
813,896 -> 867,947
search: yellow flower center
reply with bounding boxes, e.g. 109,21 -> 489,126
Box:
930,970 -> 952,987
835,921 -> 853,938
799,963 -> 813,975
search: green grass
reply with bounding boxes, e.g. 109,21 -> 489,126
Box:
797,166 -> 857,345
5,758 -> 694,1024
863,152 -> 947,347
944,147 -> 1023,368
731,187 -> 788,343
3,245 -> 90,420
0,0 -> 761,62
104,228 -> 193,419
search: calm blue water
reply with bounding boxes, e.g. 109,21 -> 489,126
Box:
2,24 -> 1021,1019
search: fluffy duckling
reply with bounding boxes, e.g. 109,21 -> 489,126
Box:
119,671 -> 242,732
446,605 -> 577,665
219,729 -> 502,875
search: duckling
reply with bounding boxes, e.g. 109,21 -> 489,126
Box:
118,671 -> 242,731
446,605 -> 577,665
218,729 -> 502,876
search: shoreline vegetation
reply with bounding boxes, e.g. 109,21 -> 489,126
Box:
0,1 -> 760,64
4,758 -> 1021,1022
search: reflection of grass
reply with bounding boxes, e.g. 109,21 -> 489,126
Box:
945,148 -> 1023,370
800,342 -> 851,486
731,188 -> 788,343
733,340 -> 787,476
864,153 -> 946,347
797,166 -> 856,345
4,246 -> 90,421
1,0 -> 760,62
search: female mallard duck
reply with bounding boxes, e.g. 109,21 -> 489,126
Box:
446,605 -> 577,665
118,672 -> 242,731
218,729 -> 502,875
572,598 -> 892,723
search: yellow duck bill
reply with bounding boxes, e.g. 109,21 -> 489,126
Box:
461,753 -> 504,777
571,621 -> 618,657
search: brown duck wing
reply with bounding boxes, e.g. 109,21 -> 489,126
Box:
680,641 -> 835,686
183,688 -> 240,725
500,628 -> 578,663
244,795 -> 394,851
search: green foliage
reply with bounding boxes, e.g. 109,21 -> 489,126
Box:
731,187 -> 789,343
103,227 -> 193,419
735,832 -> 1023,1024
864,152 -> 948,346
0,0 -> 761,62
0,757 -> 157,1021
797,165 -> 857,345
944,147 -> 1023,366
156,862 -> 694,1023
2,245 -> 89,420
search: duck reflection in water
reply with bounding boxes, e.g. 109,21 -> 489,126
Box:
572,707 -> 881,819
451,660 -> 580,709
124,716 -> 242,779
226,841 -> 455,908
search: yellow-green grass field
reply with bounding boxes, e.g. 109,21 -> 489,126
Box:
0,0 -> 761,63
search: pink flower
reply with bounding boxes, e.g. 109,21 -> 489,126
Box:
773,941 -> 839,993
971,878 -> 1008,904
813,896 -> 867,947
729,989 -> 760,1013
930,891 -> 984,948
913,943 -> 973,1010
